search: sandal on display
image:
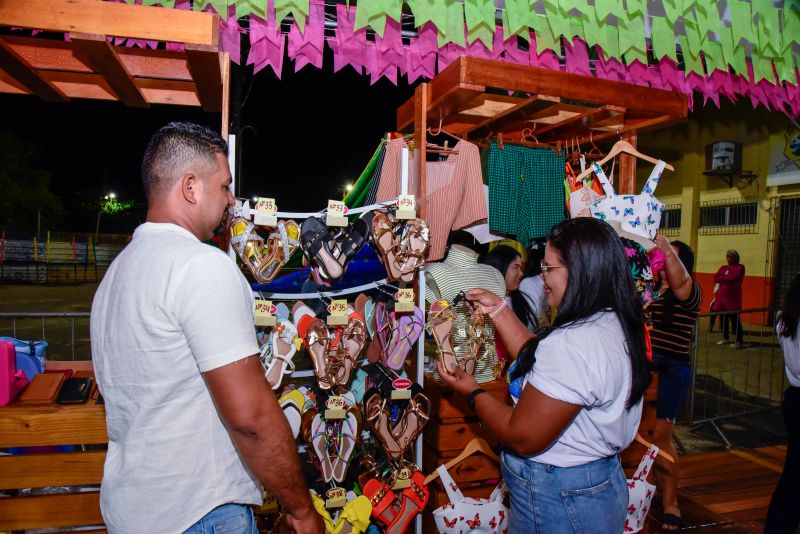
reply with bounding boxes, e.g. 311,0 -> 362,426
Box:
385,470 -> 429,534
230,217 -> 269,281
426,300 -> 458,374
278,389 -> 305,439
365,211 -> 404,282
374,302 -> 398,367
301,216 -> 344,281
384,307 -> 424,371
337,217 -> 369,266
310,411 -> 335,483
396,218 -> 429,283
363,386 -> 430,462
336,313 -> 367,387
362,479 -> 398,528
330,408 -> 360,484
265,319 -> 297,390
311,493 -> 373,534
230,217 -> 300,283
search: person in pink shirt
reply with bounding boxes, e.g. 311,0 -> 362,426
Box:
714,250 -> 746,348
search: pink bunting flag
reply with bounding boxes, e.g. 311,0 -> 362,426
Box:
367,16 -> 406,85
465,36 -> 492,60
438,43 -> 465,72
595,52 -> 625,82
657,57 -> 688,94
406,22 -> 438,83
247,2 -> 285,77
627,60 -> 655,87
492,27 -> 529,66
328,4 -> 368,74
529,34 -> 560,71
287,0 -> 324,72
564,37 -> 590,76
220,12 -> 243,64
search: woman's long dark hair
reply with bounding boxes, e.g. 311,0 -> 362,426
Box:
779,273 -> 800,339
510,218 -> 650,408
481,245 -> 537,328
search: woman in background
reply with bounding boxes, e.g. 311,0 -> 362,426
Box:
519,246 -> 550,328
481,245 -> 538,329
714,250 -> 746,348
765,272 -> 800,533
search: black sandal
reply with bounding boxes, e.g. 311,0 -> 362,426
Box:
300,216 -> 344,281
661,512 -> 684,533
337,216 -> 369,264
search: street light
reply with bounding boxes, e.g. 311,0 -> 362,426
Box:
95,193 -> 117,243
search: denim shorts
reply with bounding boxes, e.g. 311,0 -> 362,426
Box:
183,503 -> 257,534
500,451 -> 628,534
652,351 -> 692,421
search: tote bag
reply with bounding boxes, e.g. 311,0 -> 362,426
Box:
432,464 -> 509,534
0,337 -> 47,381
624,444 -> 659,533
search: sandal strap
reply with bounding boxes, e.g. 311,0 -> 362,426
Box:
230,220 -> 258,255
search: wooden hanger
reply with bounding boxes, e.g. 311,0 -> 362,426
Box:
574,139 -> 674,183
423,438 -> 499,485
635,433 -> 675,463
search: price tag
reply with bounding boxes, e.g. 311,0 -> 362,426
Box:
325,487 -> 347,509
325,395 -> 346,420
390,377 -> 412,400
326,299 -> 349,326
259,492 -> 279,514
254,197 -> 277,227
395,287 -> 415,313
396,195 -> 416,220
254,299 -> 277,327
326,200 -> 348,227
392,468 -> 411,490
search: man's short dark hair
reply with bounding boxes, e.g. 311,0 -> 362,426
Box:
141,122 -> 228,203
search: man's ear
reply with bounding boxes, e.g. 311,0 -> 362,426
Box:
181,173 -> 199,204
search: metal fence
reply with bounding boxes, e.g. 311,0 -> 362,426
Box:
0,312 -> 91,361
688,307 -> 788,446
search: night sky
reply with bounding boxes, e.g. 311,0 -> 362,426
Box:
1,46 -> 416,234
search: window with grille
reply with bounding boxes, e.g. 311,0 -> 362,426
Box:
699,200 -> 758,235
659,205 -> 682,236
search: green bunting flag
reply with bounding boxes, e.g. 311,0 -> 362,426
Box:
651,16 -> 677,62
729,0 -> 755,49
406,0 -> 447,30
580,5 -> 603,48
354,0 -> 402,36
438,0 -> 465,47
618,11 -> 645,56
464,0 -> 496,49
193,0 -> 227,16
678,34 -> 704,75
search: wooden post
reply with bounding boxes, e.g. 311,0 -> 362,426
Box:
618,132 -> 637,195
413,83 -> 428,219
220,51 -> 230,140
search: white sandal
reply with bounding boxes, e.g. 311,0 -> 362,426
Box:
264,319 -> 297,390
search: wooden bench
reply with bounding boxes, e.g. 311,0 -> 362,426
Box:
0,361 -> 107,533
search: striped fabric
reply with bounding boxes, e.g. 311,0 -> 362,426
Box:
488,143 -> 566,246
650,283 -> 702,363
376,139 -> 488,262
362,142 -> 387,206
425,245 -> 506,383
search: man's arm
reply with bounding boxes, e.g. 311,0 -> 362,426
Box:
203,356 -> 321,533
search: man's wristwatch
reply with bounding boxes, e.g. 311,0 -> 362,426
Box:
466,388 -> 487,411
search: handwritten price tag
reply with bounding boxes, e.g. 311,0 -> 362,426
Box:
325,395 -> 347,419
392,468 -> 411,489
326,299 -> 349,326
326,200 -> 348,227
254,197 -> 277,226
254,299 -> 277,327
395,288 -> 415,313
396,194 -> 416,220
325,487 -> 347,509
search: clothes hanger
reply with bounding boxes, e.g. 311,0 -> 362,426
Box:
585,130 -> 604,160
635,433 -> 675,463
574,137 -> 674,183
428,116 -> 466,146
423,437 -> 500,485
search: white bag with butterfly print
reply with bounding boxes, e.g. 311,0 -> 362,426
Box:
624,444 -> 660,533
588,160 -> 666,252
432,464 -> 509,534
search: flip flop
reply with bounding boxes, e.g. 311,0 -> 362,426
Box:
311,412 -> 335,482
331,409 -> 359,483
265,319 -> 297,390
384,307 -> 424,371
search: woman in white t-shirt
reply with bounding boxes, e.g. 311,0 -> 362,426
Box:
765,272 -> 800,532
437,218 -> 649,534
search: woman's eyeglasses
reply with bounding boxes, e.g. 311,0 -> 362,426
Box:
540,261 -> 565,275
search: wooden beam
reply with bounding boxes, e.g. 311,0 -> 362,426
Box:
0,451 -> 105,490
221,51 -> 230,139
414,83 -> 428,220
0,0 -> 220,48
458,56 -> 687,119
0,404 -> 107,448
70,33 -> 148,108
185,44 -> 222,112
466,95 -> 560,140
0,492 -> 102,531
0,39 -> 67,102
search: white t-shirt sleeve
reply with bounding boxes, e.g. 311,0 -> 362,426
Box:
528,331 -> 608,407
174,250 -> 259,372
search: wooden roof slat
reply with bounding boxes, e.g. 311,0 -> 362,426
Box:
0,0 -> 220,48
185,44 -> 222,112
71,33 -> 148,108
0,38 -> 67,102
466,95 -> 560,140
533,106 -> 625,141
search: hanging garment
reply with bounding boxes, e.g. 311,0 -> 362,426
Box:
625,444 -> 659,533
375,139 -> 487,262
432,464 -> 509,534
488,143 -> 566,246
362,142 -> 387,206
588,160 -> 666,251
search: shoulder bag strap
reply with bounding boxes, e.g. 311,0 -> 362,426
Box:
436,464 -> 466,503
632,444 -> 660,481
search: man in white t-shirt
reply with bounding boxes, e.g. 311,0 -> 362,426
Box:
91,123 -> 322,534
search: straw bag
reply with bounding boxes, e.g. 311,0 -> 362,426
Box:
589,161 -> 666,251
624,444 -> 659,533
432,464 -> 509,533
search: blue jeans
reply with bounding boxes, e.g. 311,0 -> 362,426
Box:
501,451 -> 628,534
183,503 -> 257,534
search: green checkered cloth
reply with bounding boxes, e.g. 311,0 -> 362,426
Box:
488,143 -> 566,245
